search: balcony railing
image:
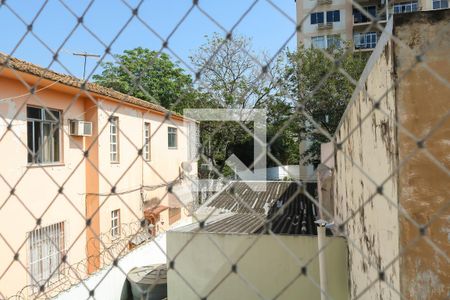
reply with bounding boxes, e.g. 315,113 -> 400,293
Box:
318,22 -> 333,30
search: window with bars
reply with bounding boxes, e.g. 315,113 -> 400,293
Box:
111,209 -> 120,238
168,127 -> 177,149
393,1 -> 418,13
27,106 -> 61,164
109,116 -> 119,163
28,222 -> 65,290
144,122 -> 151,161
433,0 -> 449,9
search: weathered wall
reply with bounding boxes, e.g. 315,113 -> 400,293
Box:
167,232 -> 349,300
334,10 -> 450,300
334,18 -> 401,299
393,11 -> 450,299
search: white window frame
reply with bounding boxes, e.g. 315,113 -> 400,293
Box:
311,35 -> 326,49
28,222 -> 65,291
27,106 -> 62,164
109,116 -> 119,163
393,1 -> 418,13
168,127 -> 178,149
354,32 -> 377,49
432,0 -> 448,9
111,209 -> 120,238
143,122 -> 151,161
311,35 -> 341,49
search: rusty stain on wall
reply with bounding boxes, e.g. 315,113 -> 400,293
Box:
333,10 -> 450,300
394,10 -> 450,300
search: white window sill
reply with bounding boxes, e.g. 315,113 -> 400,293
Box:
27,163 -> 65,168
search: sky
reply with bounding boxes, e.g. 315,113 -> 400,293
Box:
0,0 -> 297,79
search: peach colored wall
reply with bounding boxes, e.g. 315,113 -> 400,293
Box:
0,76 -> 87,298
0,72 -> 197,298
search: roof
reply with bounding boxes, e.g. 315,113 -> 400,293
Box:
0,53 -> 188,121
190,181 -> 320,235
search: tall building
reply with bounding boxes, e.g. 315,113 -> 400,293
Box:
296,0 -> 448,50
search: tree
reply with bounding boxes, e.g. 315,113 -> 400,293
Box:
190,33 -> 296,176
93,47 -> 193,110
284,45 -> 368,165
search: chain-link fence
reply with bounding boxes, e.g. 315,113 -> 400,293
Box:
0,0 -> 449,299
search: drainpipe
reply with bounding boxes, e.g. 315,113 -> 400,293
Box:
315,219 -> 328,300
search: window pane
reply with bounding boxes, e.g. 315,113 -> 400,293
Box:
42,123 -> 52,163
317,12 -> 324,23
326,11 -> 332,23
34,122 -> 41,163
27,121 -> 34,163
44,109 -> 59,121
53,123 -> 60,162
27,106 -> 41,119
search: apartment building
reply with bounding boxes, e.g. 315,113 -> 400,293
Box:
296,0 -> 448,50
0,54 -> 197,298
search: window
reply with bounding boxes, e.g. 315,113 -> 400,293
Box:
311,36 -> 326,49
433,0 -> 448,9
168,127 -> 177,149
394,1 -> 418,13
326,10 -> 340,23
27,106 -> 61,164
311,12 -> 324,24
111,209 -> 120,238
143,122 -> 151,161
353,6 -> 376,23
354,32 -> 377,49
311,35 -> 341,49
28,222 -> 64,289
109,116 -> 119,162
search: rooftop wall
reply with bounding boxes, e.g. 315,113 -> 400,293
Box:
167,232 -> 349,300
334,18 -> 400,299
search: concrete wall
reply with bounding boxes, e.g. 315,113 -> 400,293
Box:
334,18 -> 401,299
393,11 -> 450,299
167,232 -> 349,300
55,234 -> 167,300
333,10 -> 450,300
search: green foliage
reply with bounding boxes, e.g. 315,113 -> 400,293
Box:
284,45 -> 368,164
93,47 -> 193,110
190,33 -> 297,175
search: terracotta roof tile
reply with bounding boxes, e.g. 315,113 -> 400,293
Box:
0,53 -> 185,119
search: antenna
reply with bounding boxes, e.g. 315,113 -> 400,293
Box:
73,52 -> 100,80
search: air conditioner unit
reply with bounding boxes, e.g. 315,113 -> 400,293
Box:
318,0 -> 332,5
69,120 -> 93,136
318,22 -> 333,30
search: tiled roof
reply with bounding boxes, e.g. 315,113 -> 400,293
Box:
0,53 -> 186,120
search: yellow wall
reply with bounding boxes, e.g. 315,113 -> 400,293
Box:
167,232 -> 349,300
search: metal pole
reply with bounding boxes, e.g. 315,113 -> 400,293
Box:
73,52 -> 100,80
316,220 -> 328,300
83,55 -> 87,80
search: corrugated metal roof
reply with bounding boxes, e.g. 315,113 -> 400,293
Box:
195,181 -> 319,235
202,214 -> 265,234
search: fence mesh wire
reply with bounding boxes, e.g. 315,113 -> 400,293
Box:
0,0 -> 449,299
